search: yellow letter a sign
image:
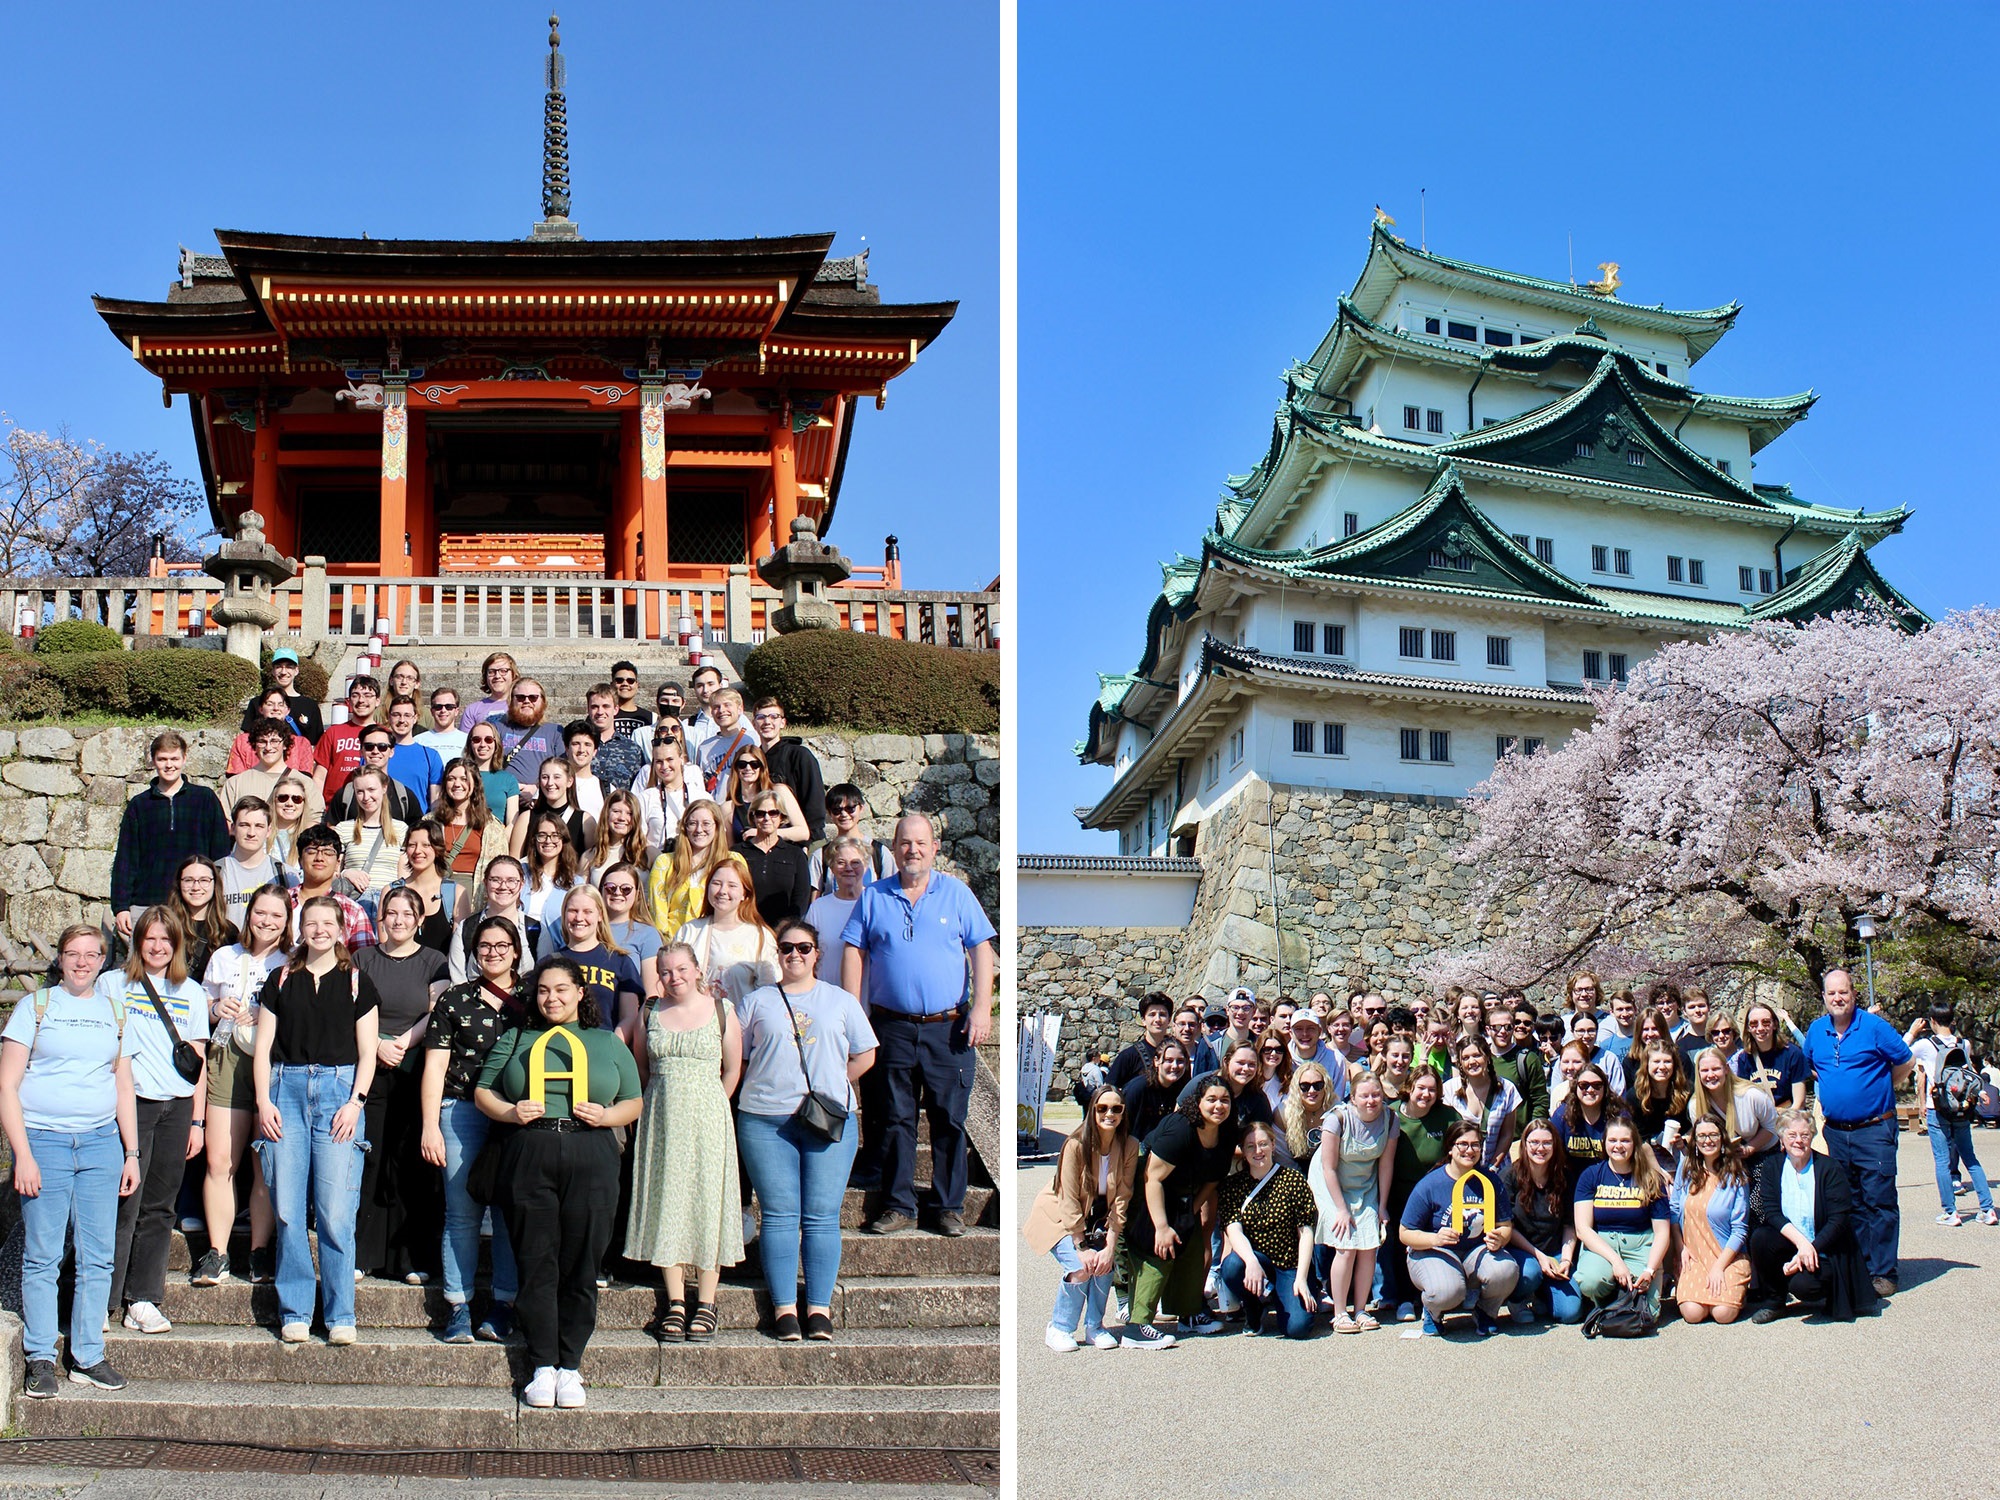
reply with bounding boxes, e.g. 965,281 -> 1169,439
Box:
1449,1168 -> 1496,1235
527,1025 -> 590,1109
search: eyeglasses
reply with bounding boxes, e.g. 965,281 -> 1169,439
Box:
535,831 -> 566,843
777,941 -> 816,956
475,943 -> 516,957
601,883 -> 635,896
180,874 -> 214,887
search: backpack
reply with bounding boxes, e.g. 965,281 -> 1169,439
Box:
1581,1286 -> 1656,1339
1933,1042 -> 1985,1125
26,986 -> 127,1050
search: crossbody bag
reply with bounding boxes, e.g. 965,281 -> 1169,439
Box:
778,990 -> 849,1144
138,975 -> 205,1085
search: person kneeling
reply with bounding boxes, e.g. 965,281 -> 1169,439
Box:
1218,1121 -> 1318,1338
1398,1120 -> 1518,1337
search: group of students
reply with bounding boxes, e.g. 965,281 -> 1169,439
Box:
1032,974 -> 1928,1350
5,649 -> 992,1409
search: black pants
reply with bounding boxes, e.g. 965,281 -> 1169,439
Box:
499,1127 -> 619,1372
112,1094 -> 193,1311
1748,1225 -> 1830,1305
871,1010 -> 975,1219
355,1066 -> 441,1279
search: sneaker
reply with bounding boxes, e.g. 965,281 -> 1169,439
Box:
23,1359 -> 60,1400
1206,1269 -> 1241,1314
863,1211 -> 915,1236
594,1274 -> 611,1290
1120,1322 -> 1176,1350
1749,1304 -> 1783,1325
68,1359 -> 126,1391
1472,1310 -> 1502,1338
279,1322 -> 311,1344
355,1268 -> 367,1283
475,1303 -> 513,1342
1981,1210 -> 2000,1227
1106,1291 -> 1128,1325
1396,1302 -> 1418,1324
522,1366 -> 558,1408
1175,1311 -> 1222,1337
441,1304 -> 475,1345
1937,1211 -> 1966,1226
554,1369 -> 586,1409
404,1271 -> 431,1286
1044,1325 -> 1079,1353
190,1249 -> 230,1287
122,1301 -> 171,1335
1419,1312 -> 1442,1337
1957,1180 -> 1972,1197
248,1247 -> 276,1284
1088,1329 -> 1121,1350
327,1325 -> 357,1346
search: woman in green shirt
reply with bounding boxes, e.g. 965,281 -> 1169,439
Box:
1385,1066 -> 1452,1323
474,957 -> 642,1411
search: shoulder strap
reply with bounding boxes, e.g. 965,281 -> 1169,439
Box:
138,973 -> 186,1045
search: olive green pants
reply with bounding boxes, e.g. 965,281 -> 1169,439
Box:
1127,1245 -> 1206,1326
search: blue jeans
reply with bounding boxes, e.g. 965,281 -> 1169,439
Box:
1928,1111 -> 1994,1214
438,1097 -> 517,1307
1508,1246 -> 1586,1323
255,1063 -> 365,1330
19,1122 -> 123,1368
1823,1116 -> 1900,1281
1049,1234 -> 1111,1339
738,1110 -> 857,1311
1219,1250 -> 1314,1339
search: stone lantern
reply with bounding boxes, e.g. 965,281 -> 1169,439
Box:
756,514 -> 852,634
203,511 -> 298,663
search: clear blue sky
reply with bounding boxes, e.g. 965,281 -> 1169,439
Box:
1020,0 -> 2000,853
0,2 -> 997,587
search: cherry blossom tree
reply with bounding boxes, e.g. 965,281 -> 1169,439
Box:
1426,607 -> 2000,998
0,416 -> 96,575
1,415 -> 206,583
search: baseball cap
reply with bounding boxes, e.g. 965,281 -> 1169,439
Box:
1228,987 -> 1256,1006
1289,1010 -> 1323,1032
271,648 -> 299,665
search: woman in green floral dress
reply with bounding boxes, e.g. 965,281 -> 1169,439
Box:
625,941 -> 744,1340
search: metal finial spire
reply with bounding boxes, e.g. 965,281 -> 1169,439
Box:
540,13 -> 572,223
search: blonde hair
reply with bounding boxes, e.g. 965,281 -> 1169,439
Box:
124,906 -> 189,986
558,882 -> 626,955
663,799 -> 733,892
1689,1046 -> 1749,1139
1279,1062 -> 1333,1161
345,769 -> 403,847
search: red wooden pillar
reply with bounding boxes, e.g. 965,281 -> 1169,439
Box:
636,386 -> 669,636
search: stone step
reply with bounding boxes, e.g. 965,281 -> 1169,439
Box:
166,1226 -> 1000,1279
155,1275 -> 998,1332
96,1325 -> 998,1391
18,1378 -> 999,1452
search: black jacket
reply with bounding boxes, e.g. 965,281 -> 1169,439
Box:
326,776 -> 425,829
1749,1147 -> 1876,1319
761,737 -> 826,837
282,692 -> 325,746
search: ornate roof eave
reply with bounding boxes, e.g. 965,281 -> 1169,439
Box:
1202,640 -> 1599,713
775,299 -> 957,352
1232,407 -> 1436,547
1345,222 -> 1741,362
1078,557 -> 1205,762
1079,668 -> 1245,828
1744,533 -> 1932,629
93,296 -> 270,346
1198,545 -> 1616,621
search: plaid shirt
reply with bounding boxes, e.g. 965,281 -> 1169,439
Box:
287,886 -> 377,949
110,780 -> 231,911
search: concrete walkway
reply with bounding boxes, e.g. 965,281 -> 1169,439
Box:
0,1476 -> 954,1500
1017,1132 -> 2000,1499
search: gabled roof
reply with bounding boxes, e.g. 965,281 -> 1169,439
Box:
1435,354 -> 1764,507
1202,639 -> 1594,709
1344,222 -> 1741,363
1214,464 -> 1606,610
1745,533 -> 1930,629
1078,557 -> 1203,763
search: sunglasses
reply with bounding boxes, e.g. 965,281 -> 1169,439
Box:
602,883 -> 635,896
1094,1106 -> 1125,1117
1577,1081 -> 1605,1092
1299,1082 -> 1325,1093
753,808 -> 784,820
734,760 -> 761,771
777,941 -> 816,956
613,676 -> 638,685
274,793 -> 305,804
512,693 -> 543,703
830,803 -> 863,816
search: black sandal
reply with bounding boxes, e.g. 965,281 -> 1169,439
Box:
804,1310 -> 834,1342
772,1310 -> 802,1342
658,1298 -> 687,1341
688,1302 -> 718,1342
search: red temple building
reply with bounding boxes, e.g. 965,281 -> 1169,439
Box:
89,22 -> 954,606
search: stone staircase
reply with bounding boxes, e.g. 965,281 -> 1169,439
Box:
333,640 -> 741,721
17,1183 -> 998,1452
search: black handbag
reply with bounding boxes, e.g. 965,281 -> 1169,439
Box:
1079,1194 -> 1110,1253
1581,1286 -> 1657,1339
140,975 -> 206,1086
779,991 -> 849,1144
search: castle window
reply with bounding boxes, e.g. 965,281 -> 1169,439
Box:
1431,629 -> 1456,662
1511,533 -> 1531,552
1322,623 -> 1346,655
1448,321 -> 1477,342
1575,440 -> 1595,459
1535,537 -> 1555,565
1343,511 -> 1360,537
1487,635 -> 1511,667
1403,405 -> 1422,431
1293,620 -> 1315,653
1497,735 -> 1518,759
1613,548 -> 1632,576
1760,568 -> 1775,594
1583,651 -> 1604,681
1399,728 -> 1422,761
1740,565 -> 1756,593
1424,317 -> 1441,335
1591,545 -> 1610,573
1609,653 -> 1629,683
1426,409 -> 1446,434
1293,720 -> 1315,754
1399,627 -> 1425,659
1525,736 -> 1545,754
1484,329 -> 1514,346
1667,556 -> 1685,583
1656,362 -> 1670,376
1688,559 -> 1706,586
1627,448 -> 1648,467
1323,722 -> 1346,756
1229,727 -> 1245,765
1429,730 -> 1452,763
1717,459 -> 1732,475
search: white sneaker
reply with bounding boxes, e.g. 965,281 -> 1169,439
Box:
1043,1326 -> 1079,1352
523,1366 -> 558,1408
122,1301 -> 171,1335
1176,1311 -> 1223,1337
1088,1329 -> 1121,1350
1981,1209 -> 2000,1227
1938,1211 -> 1966,1226
279,1322 -> 311,1344
554,1369 -> 586,1409
1206,1269 -> 1241,1315
327,1325 -> 357,1346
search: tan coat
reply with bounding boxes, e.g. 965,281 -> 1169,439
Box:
1022,1133 -> 1138,1256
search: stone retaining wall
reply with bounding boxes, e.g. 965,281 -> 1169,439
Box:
1018,925 -> 1188,1076
0,724 -> 998,976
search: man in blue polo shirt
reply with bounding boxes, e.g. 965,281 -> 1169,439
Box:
840,813 -> 995,1239
1802,967 -> 1914,1297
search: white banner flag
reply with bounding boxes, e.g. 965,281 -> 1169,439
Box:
1016,1011 -> 1062,1146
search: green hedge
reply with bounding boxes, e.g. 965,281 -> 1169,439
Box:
0,662 -> 65,720
126,651 -> 261,721
34,620 -> 126,655
41,652 -> 132,712
743,629 -> 998,734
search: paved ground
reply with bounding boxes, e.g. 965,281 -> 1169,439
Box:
1017,1128 -> 2000,1500
0,1477 -> 959,1500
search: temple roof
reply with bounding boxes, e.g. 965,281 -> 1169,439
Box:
1344,222 -> 1741,363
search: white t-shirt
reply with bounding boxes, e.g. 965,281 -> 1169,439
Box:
202,944 -> 288,1043
804,892 -> 859,982
1697,1084 -> 1777,1145
2,985 -> 138,1132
